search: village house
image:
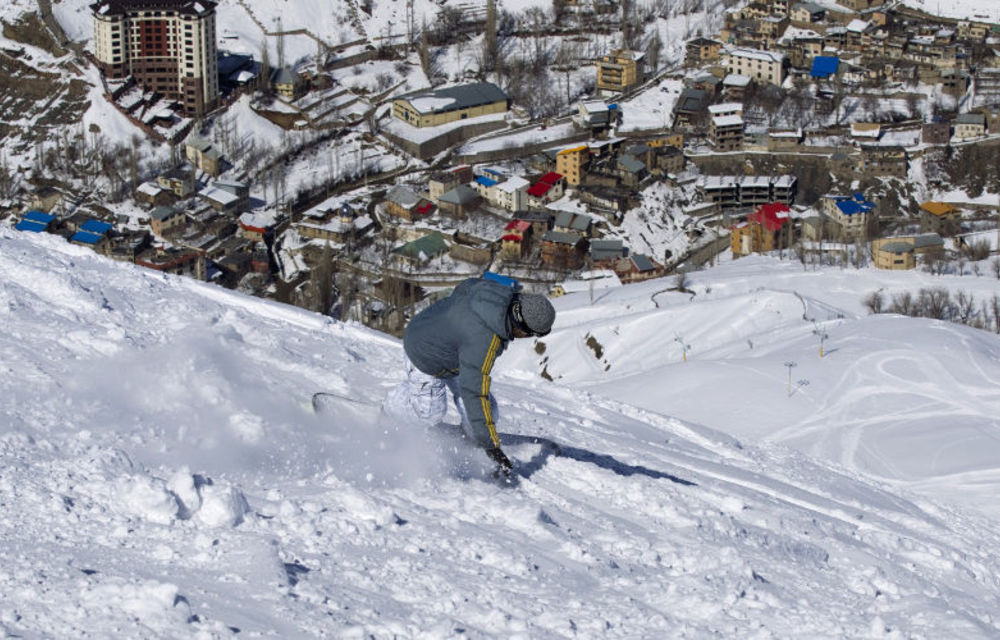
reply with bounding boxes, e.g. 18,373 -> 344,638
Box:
589,238 -> 627,267
596,49 -> 645,95
857,144 -> 907,178
492,176 -> 531,212
149,205 -> 187,237
384,185 -> 435,221
953,113 -> 987,141
685,37 -> 723,66
540,230 -> 587,269
919,201 -> 961,235
31,186 -> 62,213
185,133 -> 223,177
790,2 -> 826,25
871,234 -> 945,270
135,246 -> 206,281
767,128 -> 803,151
391,82 -> 509,128
238,212 -> 271,242
449,232 -> 493,266
731,202 -> 793,257
135,182 -> 173,207
428,166 -> 473,202
673,88 -> 711,128
437,184 -> 481,219
608,154 -> 643,187
297,208 -> 374,244
722,74 -> 753,100
553,211 -> 595,238
500,220 -> 534,261
614,254 -> 662,283
271,66 -> 306,101
574,101 -> 613,132
157,166 -> 196,198
69,219 -> 113,254
526,172 -> 566,209
392,231 -> 449,266
15,210 -> 56,233
822,193 -> 875,240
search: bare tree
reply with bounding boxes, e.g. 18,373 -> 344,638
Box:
863,290 -> 884,314
889,291 -> 914,315
917,287 -> 952,320
955,290 -> 976,325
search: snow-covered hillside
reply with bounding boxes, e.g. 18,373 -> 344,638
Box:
3,226 -> 1000,637
507,257 -> 1000,517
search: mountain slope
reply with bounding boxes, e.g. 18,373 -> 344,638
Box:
2,227 -> 1000,638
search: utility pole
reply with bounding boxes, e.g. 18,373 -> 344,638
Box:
813,323 -> 828,358
784,361 -> 797,397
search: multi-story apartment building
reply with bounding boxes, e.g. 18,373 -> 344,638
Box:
596,49 -> 645,94
92,0 -> 219,116
724,47 -> 786,85
710,114 -> 745,151
556,145 -> 589,186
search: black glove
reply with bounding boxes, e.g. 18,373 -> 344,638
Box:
485,447 -> 513,477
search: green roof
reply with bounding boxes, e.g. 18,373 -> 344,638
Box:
392,231 -> 449,260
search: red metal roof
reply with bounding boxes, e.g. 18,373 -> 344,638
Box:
239,220 -> 268,234
505,220 -> 532,232
501,234 -> 524,242
749,202 -> 791,232
527,182 -> 553,197
415,201 -> 434,215
539,171 -> 563,185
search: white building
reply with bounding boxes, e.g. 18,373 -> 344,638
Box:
724,48 -> 786,85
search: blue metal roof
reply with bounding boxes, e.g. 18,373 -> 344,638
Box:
15,220 -> 48,233
23,210 -> 55,224
836,200 -> 863,216
475,176 -> 498,187
80,219 -> 112,234
70,231 -> 104,245
810,56 -> 839,78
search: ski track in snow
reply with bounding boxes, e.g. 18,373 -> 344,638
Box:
3,229 -> 1000,637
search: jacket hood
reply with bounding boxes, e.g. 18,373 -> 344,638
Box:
464,278 -> 516,339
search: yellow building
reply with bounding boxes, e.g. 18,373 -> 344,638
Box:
555,145 -> 589,186
392,82 -> 509,128
871,234 -> 944,270
596,49 -> 645,94
271,66 -> 306,101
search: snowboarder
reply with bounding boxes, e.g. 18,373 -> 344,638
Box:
383,275 -> 556,478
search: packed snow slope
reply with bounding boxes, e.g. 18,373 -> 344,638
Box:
503,257 -> 1000,519
3,227 -> 1000,638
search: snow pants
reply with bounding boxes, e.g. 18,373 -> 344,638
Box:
384,355 -> 498,442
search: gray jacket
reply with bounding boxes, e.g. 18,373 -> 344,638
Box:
403,277 -> 516,449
